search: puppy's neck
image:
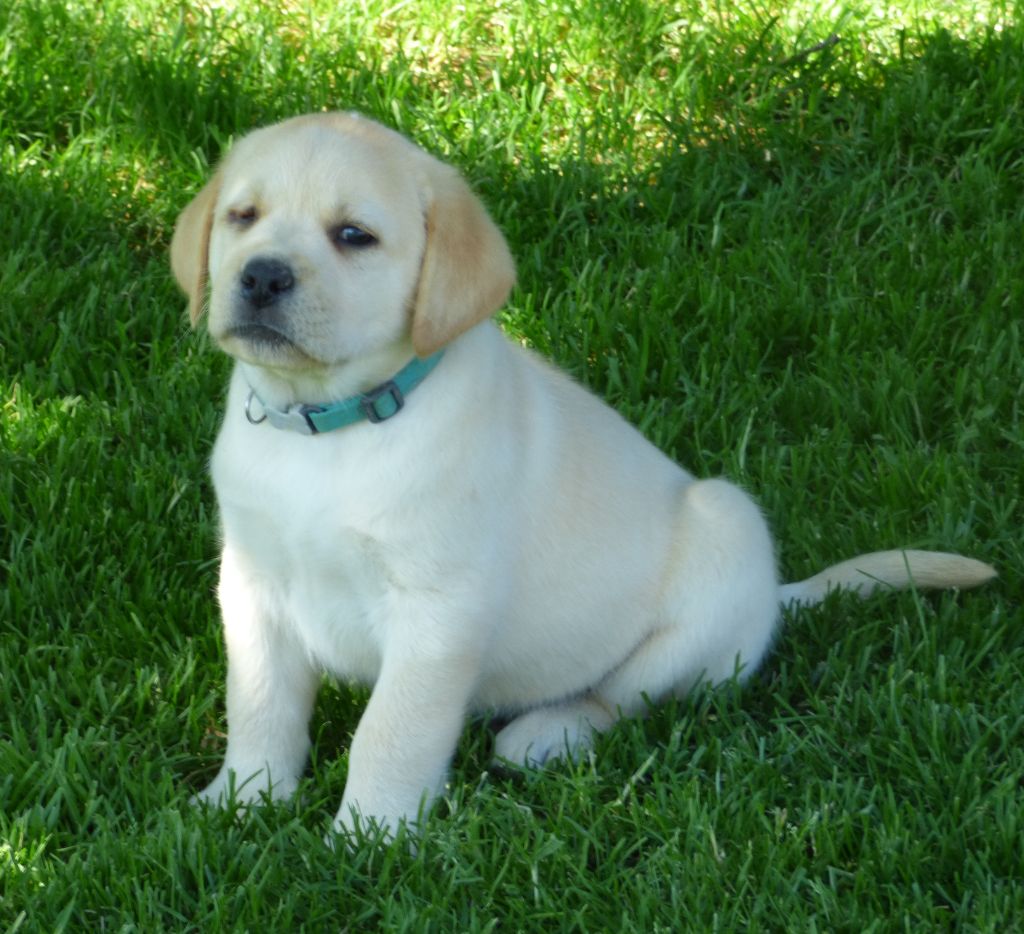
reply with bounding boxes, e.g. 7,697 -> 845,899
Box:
237,337 -> 419,410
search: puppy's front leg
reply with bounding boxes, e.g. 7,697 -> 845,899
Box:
196,546 -> 319,806
334,641 -> 477,839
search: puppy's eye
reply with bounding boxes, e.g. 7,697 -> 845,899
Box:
330,225 -> 377,249
228,207 -> 259,227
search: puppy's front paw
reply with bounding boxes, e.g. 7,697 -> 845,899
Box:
191,770 -> 233,808
330,798 -> 399,839
324,802 -> 411,851
191,766 -> 297,808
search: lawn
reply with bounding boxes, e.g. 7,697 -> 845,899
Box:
1,0 -> 1021,930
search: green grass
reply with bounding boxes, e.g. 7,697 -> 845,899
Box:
1,0 -> 1021,929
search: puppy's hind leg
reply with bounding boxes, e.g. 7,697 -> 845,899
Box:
496,479 -> 781,767
594,479 -> 781,719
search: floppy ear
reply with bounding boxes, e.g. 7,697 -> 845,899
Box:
170,174 -> 221,327
411,164 -> 516,357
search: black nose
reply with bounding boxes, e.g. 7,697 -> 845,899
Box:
239,258 -> 295,309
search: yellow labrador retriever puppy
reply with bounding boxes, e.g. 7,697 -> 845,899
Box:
171,112 -> 994,838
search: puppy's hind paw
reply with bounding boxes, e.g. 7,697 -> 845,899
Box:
493,698 -> 615,768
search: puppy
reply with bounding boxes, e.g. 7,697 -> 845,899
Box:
171,112 -> 995,837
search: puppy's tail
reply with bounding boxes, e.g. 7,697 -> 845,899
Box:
779,550 -> 996,609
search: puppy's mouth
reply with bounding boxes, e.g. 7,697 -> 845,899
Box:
223,322 -> 295,348
216,323 -> 320,366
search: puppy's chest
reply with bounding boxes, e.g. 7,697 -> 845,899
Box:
212,428 -> 399,680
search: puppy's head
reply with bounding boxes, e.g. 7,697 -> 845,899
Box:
170,112 -> 515,368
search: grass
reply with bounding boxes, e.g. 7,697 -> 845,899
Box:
1,0 -> 1021,929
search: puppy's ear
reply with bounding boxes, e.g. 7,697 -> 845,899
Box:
170,174 -> 221,327
411,164 -> 515,357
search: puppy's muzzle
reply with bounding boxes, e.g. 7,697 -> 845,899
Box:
227,257 -> 300,349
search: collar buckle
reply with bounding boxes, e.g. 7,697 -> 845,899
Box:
359,380 -> 404,424
298,405 -> 325,435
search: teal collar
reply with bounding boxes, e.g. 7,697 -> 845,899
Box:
244,351 -> 444,435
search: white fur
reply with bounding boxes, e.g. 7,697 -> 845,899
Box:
172,113 -> 995,839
